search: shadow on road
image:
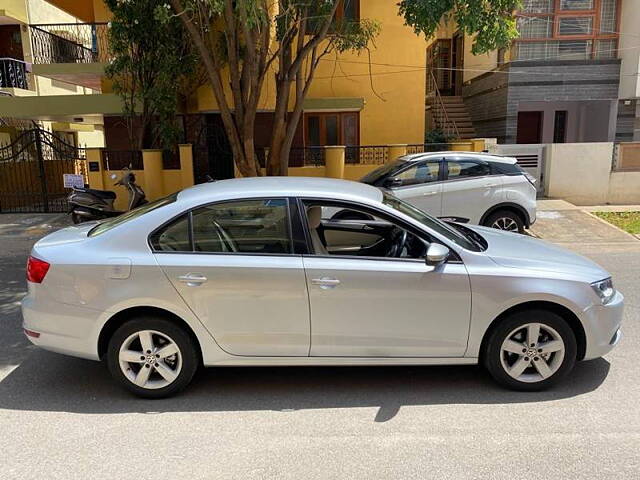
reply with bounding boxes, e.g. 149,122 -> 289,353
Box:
0,350 -> 610,421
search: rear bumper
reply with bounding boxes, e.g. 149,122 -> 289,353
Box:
21,293 -> 101,361
582,291 -> 624,360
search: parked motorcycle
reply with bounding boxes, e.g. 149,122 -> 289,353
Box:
68,168 -> 147,224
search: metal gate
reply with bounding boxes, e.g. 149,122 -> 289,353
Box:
0,128 -> 87,213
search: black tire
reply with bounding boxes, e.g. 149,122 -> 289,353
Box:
483,209 -> 525,234
106,316 -> 199,398
484,309 -> 577,391
71,212 -> 83,224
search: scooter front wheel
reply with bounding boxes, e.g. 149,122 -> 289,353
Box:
71,212 -> 83,224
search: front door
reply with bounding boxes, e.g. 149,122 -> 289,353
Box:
152,198 -> 310,356
388,159 -> 443,217
441,157 -> 503,224
300,200 -> 471,357
517,111 -> 543,144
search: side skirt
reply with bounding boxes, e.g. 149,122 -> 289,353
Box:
204,357 -> 479,367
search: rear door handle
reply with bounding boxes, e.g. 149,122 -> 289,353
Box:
422,191 -> 438,196
178,273 -> 208,286
486,183 -> 499,188
311,277 -> 341,289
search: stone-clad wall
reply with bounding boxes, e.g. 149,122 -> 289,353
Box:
463,59 -> 622,143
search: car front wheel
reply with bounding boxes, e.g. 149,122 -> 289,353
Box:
107,317 -> 198,398
484,209 -> 525,234
484,310 -> 577,391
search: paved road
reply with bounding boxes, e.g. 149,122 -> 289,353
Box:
0,213 -> 639,479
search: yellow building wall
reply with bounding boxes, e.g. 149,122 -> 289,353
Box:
195,0 -> 426,145
0,0 -> 28,23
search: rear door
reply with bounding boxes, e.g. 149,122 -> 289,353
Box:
388,160 -> 444,216
441,157 -> 504,224
151,198 -> 310,357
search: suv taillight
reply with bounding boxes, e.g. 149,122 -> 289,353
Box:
27,256 -> 50,284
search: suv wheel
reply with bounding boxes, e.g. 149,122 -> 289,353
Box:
484,209 -> 525,233
484,310 -> 577,391
107,317 -> 198,398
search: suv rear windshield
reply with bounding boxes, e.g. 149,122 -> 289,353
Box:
88,194 -> 178,237
360,158 -> 408,186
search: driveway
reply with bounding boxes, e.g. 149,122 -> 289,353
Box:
0,213 -> 639,480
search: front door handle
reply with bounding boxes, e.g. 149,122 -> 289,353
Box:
311,277 -> 341,289
422,191 -> 438,196
178,273 -> 208,286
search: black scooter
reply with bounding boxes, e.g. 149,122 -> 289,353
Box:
68,168 -> 147,224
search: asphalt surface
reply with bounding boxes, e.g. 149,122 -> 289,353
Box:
0,213 -> 639,479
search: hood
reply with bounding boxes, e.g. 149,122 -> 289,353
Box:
467,225 -> 610,281
34,222 -> 98,249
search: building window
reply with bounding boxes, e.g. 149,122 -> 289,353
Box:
304,112 -> 359,147
514,0 -> 619,60
559,0 -> 593,10
308,0 -> 359,32
553,111 -> 568,143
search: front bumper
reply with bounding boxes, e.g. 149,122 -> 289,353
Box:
582,290 -> 624,360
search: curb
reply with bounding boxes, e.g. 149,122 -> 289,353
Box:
582,210 -> 640,242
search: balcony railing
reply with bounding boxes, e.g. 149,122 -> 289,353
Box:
0,58 -> 29,89
29,23 -> 109,64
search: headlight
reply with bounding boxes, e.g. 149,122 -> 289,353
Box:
591,277 -> 615,304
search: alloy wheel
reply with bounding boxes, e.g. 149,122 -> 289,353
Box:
491,217 -> 519,231
118,330 -> 183,390
499,322 -> 565,383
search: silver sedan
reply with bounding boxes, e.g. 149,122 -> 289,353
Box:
21,177 -> 623,398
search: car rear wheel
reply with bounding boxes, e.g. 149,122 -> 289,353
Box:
484,210 -> 525,234
484,310 -> 577,391
107,317 -> 198,398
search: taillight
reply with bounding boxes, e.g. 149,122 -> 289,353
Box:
26,256 -> 50,284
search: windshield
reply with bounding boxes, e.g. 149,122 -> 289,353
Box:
360,158 -> 407,185
382,192 -> 482,251
88,194 -> 178,237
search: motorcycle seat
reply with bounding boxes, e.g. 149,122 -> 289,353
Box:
75,187 -> 117,200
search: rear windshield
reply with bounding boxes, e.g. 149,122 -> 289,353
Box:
360,158 -> 408,186
88,194 -> 178,237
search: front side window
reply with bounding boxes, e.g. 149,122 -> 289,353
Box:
447,160 -> 490,179
395,161 -> 441,186
192,199 -> 291,254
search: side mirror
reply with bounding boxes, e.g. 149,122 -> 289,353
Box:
426,243 -> 450,267
384,177 -> 402,188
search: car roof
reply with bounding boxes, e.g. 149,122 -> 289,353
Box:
401,151 -> 517,164
177,176 -> 384,204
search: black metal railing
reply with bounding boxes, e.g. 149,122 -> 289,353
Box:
0,58 -> 29,89
406,143 -> 450,154
345,145 -> 388,165
256,146 -> 326,168
102,150 -> 143,171
29,23 -> 109,64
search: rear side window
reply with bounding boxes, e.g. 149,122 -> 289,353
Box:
192,199 -> 291,254
150,215 -> 191,252
446,160 -> 490,179
150,198 -> 293,255
491,161 -> 526,176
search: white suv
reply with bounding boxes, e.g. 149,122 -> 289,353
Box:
361,152 -> 537,233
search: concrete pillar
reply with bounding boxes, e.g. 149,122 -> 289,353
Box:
85,148 -> 104,190
387,144 -> 408,163
470,139 -> 486,152
324,146 -> 345,179
179,144 -> 194,188
142,149 -> 164,201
